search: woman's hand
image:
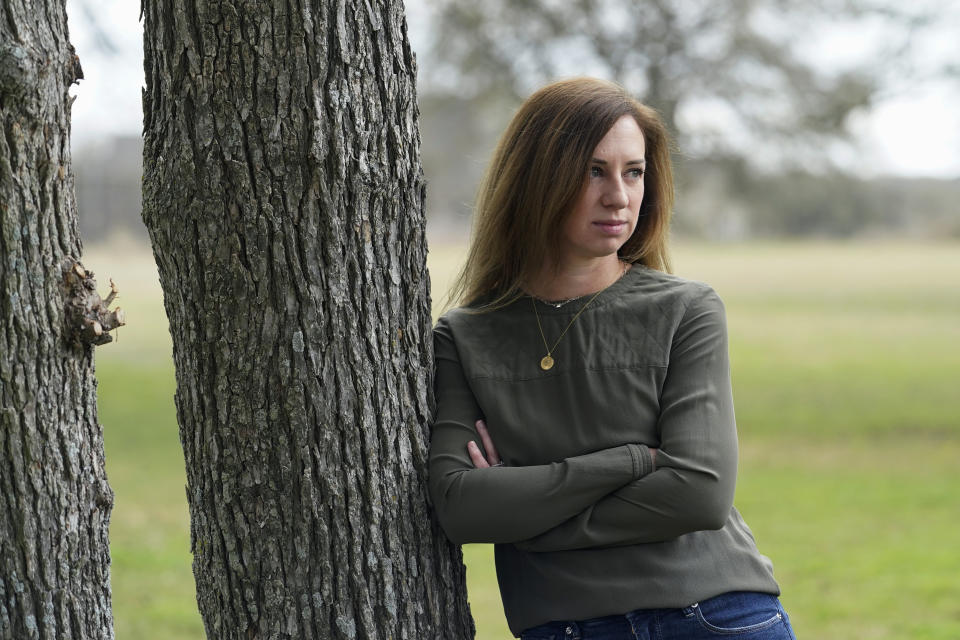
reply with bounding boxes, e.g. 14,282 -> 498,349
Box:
467,420 -> 502,468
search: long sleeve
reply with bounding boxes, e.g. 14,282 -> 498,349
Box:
428,316 -> 650,545
516,287 -> 738,552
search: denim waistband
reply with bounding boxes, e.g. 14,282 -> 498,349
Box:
519,591 -> 791,640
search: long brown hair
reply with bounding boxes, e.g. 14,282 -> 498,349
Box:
446,77 -> 675,311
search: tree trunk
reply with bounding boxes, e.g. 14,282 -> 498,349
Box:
0,2 -> 115,639
141,1 -> 474,638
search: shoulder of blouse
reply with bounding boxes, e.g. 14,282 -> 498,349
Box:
619,266 -> 723,313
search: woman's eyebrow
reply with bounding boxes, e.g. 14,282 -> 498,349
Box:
591,158 -> 646,165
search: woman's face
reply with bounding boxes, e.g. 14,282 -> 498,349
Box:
558,115 -> 646,266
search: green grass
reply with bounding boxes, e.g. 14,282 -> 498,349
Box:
737,439 -> 960,640
97,362 -> 203,639
87,241 -> 960,639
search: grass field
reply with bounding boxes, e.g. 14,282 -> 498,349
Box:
88,240 -> 960,639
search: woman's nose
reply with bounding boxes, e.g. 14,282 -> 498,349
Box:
603,178 -> 629,208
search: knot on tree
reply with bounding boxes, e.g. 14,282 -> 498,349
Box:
0,42 -> 82,105
67,43 -> 84,86
0,42 -> 40,102
62,259 -> 126,346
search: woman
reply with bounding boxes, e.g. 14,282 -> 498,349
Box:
429,77 -> 795,640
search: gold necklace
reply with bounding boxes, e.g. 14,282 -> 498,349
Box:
531,262 -> 627,371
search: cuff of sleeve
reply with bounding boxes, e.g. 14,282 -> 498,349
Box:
627,444 -> 655,479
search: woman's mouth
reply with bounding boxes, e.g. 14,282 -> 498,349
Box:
593,221 -> 627,235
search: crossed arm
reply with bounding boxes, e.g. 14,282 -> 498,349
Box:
428,337 -> 652,544
429,288 -> 738,550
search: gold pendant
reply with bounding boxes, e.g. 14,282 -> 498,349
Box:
540,355 -> 554,370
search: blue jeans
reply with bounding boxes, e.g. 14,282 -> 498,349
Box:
520,591 -> 796,640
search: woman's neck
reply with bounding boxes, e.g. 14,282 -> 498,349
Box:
526,255 -> 626,302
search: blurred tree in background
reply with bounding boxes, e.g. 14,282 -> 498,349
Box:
66,0 -> 960,241
417,0 -> 959,238
425,0 -> 885,153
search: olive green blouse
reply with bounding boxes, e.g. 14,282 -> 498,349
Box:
429,265 -> 780,636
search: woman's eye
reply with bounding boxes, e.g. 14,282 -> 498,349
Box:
589,166 -> 603,178
626,168 -> 645,179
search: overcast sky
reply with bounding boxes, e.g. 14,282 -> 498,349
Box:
66,0 -> 960,178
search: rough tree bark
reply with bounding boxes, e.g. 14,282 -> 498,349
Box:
141,1 -> 474,638
1,1 -> 116,639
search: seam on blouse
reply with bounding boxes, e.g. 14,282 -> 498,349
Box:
629,444 -> 641,479
656,283 -> 715,407
466,362 -> 669,383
